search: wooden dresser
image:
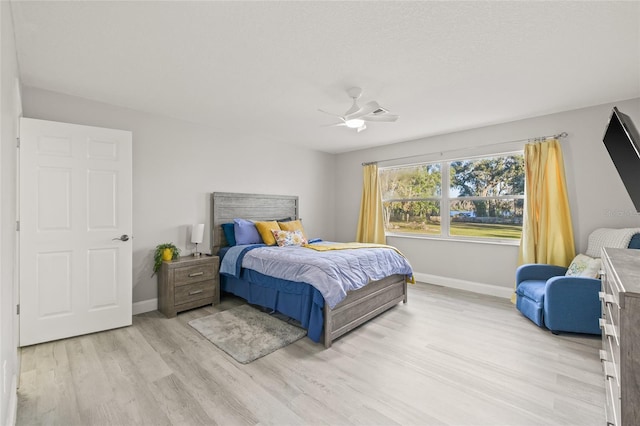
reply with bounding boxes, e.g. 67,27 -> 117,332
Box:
158,255 -> 219,318
600,247 -> 640,426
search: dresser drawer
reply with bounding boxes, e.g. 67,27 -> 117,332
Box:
605,375 -> 620,426
174,262 -> 216,286
608,337 -> 620,384
174,280 -> 215,306
602,255 -> 622,304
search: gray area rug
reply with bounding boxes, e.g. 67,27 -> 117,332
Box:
188,304 -> 307,364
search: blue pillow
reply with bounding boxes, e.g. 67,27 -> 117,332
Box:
629,233 -> 640,249
221,223 -> 236,246
233,219 -> 262,245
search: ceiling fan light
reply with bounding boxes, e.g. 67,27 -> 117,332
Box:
345,118 -> 365,129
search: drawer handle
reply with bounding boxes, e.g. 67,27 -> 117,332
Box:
599,320 -> 616,339
598,292 -> 615,305
189,289 -> 204,295
188,272 -> 205,277
603,361 -> 616,381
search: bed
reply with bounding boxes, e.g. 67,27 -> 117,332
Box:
211,192 -> 411,348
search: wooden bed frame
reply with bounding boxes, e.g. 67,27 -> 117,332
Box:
211,192 -> 407,348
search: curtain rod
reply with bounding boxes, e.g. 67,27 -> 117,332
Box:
362,131 -> 568,166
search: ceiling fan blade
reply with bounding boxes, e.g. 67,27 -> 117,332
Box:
321,122 -> 347,127
318,109 -> 344,119
346,101 -> 381,120
362,114 -> 399,122
344,100 -> 360,116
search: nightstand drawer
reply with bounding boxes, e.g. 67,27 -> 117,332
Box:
174,263 -> 216,286
175,280 -> 215,306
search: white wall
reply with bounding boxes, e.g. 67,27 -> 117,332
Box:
335,98 -> 640,296
22,87 -> 336,305
1,0 -> 20,424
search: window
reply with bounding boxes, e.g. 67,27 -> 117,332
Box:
380,152 -> 525,242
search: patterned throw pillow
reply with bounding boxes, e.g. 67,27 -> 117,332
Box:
565,254 -> 602,278
277,219 -> 308,241
271,229 -> 307,247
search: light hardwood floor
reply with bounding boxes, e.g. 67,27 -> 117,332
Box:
17,283 -> 604,426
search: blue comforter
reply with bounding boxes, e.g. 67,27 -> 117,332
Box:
220,241 -> 413,309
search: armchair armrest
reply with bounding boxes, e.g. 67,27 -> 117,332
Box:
544,276 -> 602,334
545,275 -> 601,297
516,264 -> 568,284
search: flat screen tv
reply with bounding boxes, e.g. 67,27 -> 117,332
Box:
602,106 -> 640,212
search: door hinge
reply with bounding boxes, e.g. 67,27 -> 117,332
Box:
16,137 -> 20,148
16,304 -> 20,315
16,221 -> 19,231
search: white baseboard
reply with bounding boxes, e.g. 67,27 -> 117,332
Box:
132,298 -> 158,315
7,374 -> 17,426
413,272 -> 514,299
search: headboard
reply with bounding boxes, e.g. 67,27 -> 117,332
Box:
211,192 -> 299,254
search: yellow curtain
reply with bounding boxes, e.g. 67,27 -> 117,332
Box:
356,164 -> 386,244
518,139 -> 575,266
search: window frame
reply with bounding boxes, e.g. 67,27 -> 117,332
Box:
380,150 -> 525,245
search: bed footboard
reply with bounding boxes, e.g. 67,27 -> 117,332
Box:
323,274 -> 407,348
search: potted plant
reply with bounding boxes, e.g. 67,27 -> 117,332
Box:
153,243 -> 181,275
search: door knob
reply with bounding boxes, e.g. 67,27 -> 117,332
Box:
112,234 -> 130,242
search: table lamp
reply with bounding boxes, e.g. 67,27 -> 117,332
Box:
191,223 -> 204,257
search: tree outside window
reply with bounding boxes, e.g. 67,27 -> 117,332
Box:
380,164 -> 441,235
379,152 -> 524,241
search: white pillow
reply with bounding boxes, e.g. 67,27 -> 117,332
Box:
585,228 -> 640,257
565,254 -> 601,278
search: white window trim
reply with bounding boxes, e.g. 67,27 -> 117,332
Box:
385,232 -> 521,246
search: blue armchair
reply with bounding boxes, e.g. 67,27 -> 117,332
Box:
515,230 -> 640,335
515,264 -> 601,334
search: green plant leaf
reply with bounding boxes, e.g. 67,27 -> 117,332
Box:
152,243 -> 181,275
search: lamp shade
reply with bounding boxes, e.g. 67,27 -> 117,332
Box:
191,224 -> 205,244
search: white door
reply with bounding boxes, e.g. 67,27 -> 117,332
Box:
19,118 -> 132,346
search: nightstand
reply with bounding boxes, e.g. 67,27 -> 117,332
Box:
158,255 -> 219,318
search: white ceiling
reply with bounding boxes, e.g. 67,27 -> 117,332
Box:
10,1 -> 640,154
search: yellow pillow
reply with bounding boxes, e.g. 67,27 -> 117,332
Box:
277,219 -> 307,240
254,221 -> 281,246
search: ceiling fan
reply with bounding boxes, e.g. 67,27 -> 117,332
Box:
319,87 -> 399,133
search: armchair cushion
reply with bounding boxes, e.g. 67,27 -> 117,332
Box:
515,280 -> 546,327
515,280 -> 546,302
